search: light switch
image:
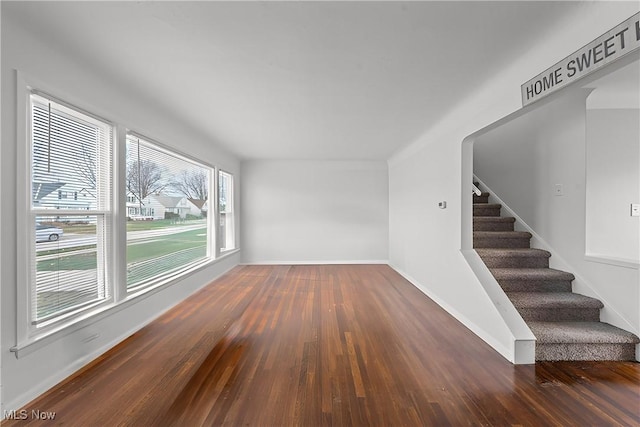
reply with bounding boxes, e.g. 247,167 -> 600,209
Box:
438,201 -> 447,209
631,204 -> 640,217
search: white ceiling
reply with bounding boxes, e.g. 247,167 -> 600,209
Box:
5,1 -> 587,160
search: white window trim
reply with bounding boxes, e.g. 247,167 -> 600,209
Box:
123,131 -> 217,294
15,73 -> 117,345
11,71 -> 240,358
218,169 -> 236,254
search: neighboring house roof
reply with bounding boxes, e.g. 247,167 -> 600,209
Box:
188,198 -> 207,210
32,182 -> 65,201
153,195 -> 186,208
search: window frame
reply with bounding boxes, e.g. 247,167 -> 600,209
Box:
218,169 -> 236,253
123,131 -> 216,295
17,82 -> 116,341
12,73 -> 239,357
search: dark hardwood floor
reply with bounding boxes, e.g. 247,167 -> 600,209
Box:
6,265 -> 639,426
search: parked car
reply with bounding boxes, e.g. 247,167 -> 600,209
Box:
36,224 -> 64,242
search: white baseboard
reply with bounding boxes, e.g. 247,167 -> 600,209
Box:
388,263 -> 524,364
240,260 -> 389,265
3,262 -> 239,415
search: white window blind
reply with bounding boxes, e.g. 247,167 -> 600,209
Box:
218,170 -> 235,252
30,93 -> 112,324
125,134 -> 211,290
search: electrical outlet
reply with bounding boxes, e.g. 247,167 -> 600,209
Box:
554,184 -> 563,196
631,203 -> 640,217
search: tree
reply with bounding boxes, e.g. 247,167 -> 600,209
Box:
126,159 -> 166,201
171,169 -> 208,200
78,144 -> 97,191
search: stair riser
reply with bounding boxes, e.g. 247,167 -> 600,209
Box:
473,206 -> 501,217
473,194 -> 489,204
473,237 -> 531,248
473,221 -> 514,231
536,343 -> 637,361
480,256 -> 549,268
497,280 -> 572,293
517,308 -> 600,322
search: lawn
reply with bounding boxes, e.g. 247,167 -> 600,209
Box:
48,218 -> 205,235
37,251 -> 97,271
35,223 -> 208,318
126,218 -> 203,232
126,228 -> 206,263
37,227 -> 207,272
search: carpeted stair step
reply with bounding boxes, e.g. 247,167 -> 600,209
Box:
507,292 -> 603,322
529,321 -> 640,361
489,268 -> 574,292
473,203 -> 501,217
473,192 -> 490,204
473,216 -> 515,231
471,182 -> 639,362
476,248 -> 551,268
473,231 -> 532,248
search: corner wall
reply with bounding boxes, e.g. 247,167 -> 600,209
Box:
388,3 -> 640,362
241,160 -> 388,264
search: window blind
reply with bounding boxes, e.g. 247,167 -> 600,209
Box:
30,93 -> 112,324
125,134 -> 211,290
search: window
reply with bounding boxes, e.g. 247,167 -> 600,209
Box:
29,93 -> 113,325
17,82 -> 237,352
125,134 -> 212,291
218,170 -> 235,251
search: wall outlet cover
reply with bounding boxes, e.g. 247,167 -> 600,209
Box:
554,184 -> 564,196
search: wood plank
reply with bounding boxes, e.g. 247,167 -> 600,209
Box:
4,265 -> 639,426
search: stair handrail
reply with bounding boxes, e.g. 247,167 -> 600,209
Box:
472,183 -> 482,196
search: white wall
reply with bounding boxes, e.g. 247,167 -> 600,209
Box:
585,108 -> 640,263
1,15 -> 241,412
474,91 -> 591,251
241,160 -> 388,264
389,3 -> 640,362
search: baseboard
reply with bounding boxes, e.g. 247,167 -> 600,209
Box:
240,260 -> 389,265
388,263 -> 520,364
5,328 -> 138,415
3,262 -> 239,415
460,249 -> 536,364
584,254 -> 639,270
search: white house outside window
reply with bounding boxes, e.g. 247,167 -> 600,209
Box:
29,93 -> 113,325
125,134 -> 212,291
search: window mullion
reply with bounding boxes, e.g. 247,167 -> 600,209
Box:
113,126 -> 127,303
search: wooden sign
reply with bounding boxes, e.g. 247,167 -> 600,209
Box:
522,12 -> 640,106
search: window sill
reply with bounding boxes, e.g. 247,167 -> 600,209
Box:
584,254 -> 639,270
10,250 -> 240,359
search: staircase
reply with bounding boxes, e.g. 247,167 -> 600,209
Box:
473,184 -> 639,361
